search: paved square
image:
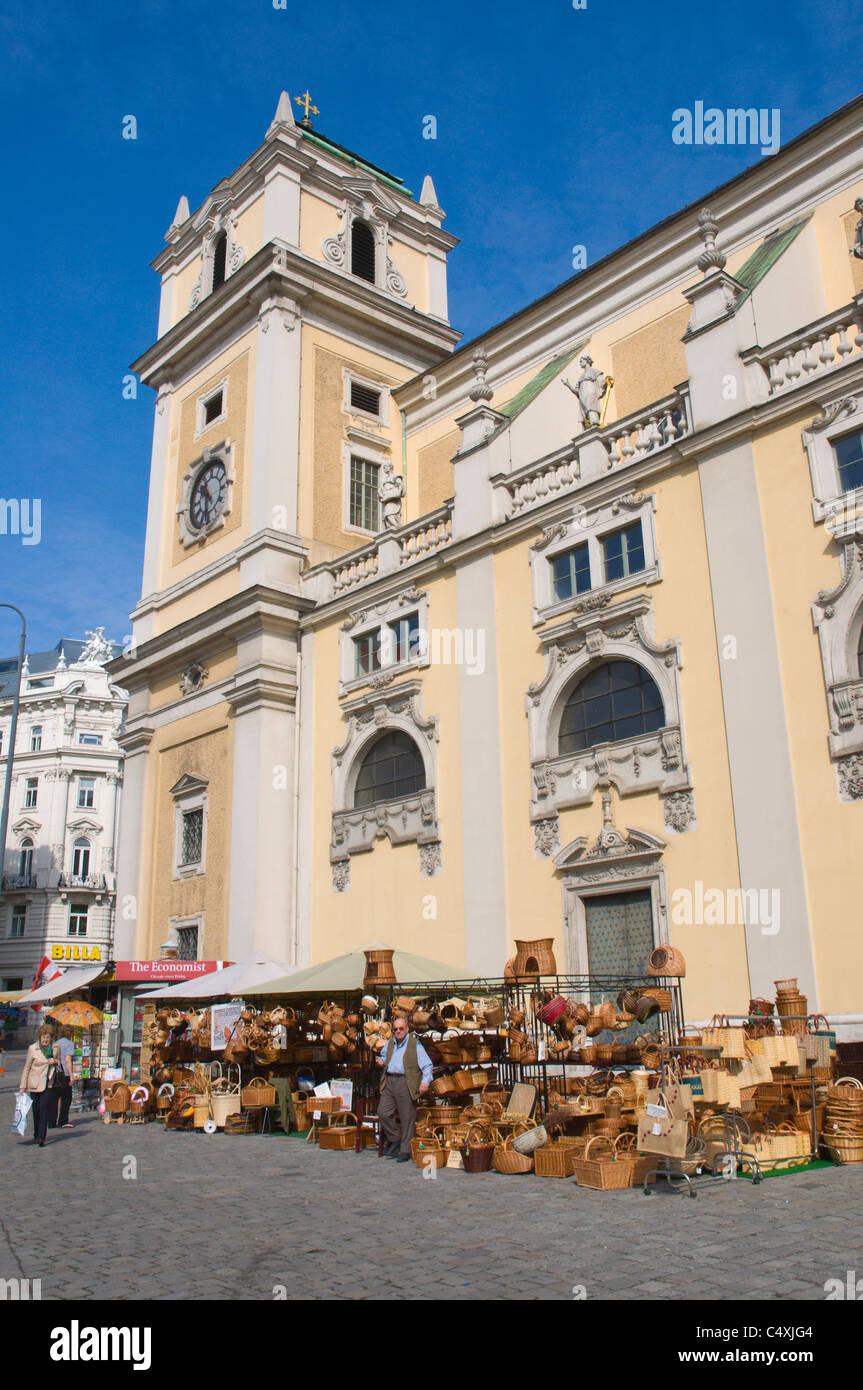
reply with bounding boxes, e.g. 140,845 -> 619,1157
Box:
2,1089 -> 861,1301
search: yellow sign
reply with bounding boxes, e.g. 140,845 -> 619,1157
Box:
50,944 -> 102,962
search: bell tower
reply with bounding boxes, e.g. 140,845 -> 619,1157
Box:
112,91 -> 460,965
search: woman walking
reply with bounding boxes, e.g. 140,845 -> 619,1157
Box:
19,1025 -> 61,1147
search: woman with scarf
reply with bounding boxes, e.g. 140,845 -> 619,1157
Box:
19,1025 -> 61,1146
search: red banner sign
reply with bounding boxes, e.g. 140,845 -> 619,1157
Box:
113,960 -> 229,981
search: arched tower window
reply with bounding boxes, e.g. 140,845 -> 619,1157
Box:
211,231 -> 228,291
354,731 -> 425,808
351,220 -> 376,284
558,660 -> 664,755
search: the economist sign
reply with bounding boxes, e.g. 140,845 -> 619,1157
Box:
113,960 -> 229,982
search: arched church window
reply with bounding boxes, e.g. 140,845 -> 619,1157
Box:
559,660 -> 664,755
354,730 -> 425,808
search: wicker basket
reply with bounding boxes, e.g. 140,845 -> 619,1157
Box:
534,1141 -> 580,1178
241,1076 -> 277,1108
774,978 -> 799,994
513,937 -> 557,976
308,1095 -> 344,1115
104,1082 -> 132,1114
572,1135 -> 632,1190
129,1083 -> 153,1116
491,1134 -> 533,1174
647,945 -> 686,977
452,1069 -> 476,1093
459,1139 -> 496,1172
412,1133 -> 448,1168
640,987 -> 673,1011
318,1113 -> 359,1151
821,1133 -> 863,1164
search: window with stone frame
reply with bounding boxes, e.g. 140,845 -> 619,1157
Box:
833,428 -> 863,495
10,906 -> 25,939
176,925 -> 199,961
558,660 -> 665,754
349,456 -> 381,531
68,904 -> 88,937
24,778 -> 38,809
354,731 -> 426,808
180,809 -> 204,866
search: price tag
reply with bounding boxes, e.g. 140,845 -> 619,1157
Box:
312,1110 -> 321,1120
445,1149 -> 463,1169
651,1122 -> 663,1135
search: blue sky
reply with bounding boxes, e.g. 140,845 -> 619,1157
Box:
0,0 -> 859,654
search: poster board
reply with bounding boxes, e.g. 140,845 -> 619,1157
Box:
211,1002 -> 243,1051
330,1079 -> 353,1112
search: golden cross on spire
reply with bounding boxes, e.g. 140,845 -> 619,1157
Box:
295,91 -> 319,123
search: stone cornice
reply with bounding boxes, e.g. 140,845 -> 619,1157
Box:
134,240 -> 459,390
107,584 -> 310,692
130,528 -> 309,623
393,98 -> 863,429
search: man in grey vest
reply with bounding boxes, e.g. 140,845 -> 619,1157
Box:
377,1015 -> 433,1162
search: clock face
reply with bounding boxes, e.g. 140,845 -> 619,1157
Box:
189,460 -> 227,531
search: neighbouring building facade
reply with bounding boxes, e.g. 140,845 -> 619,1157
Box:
0,634 -> 127,990
112,91 -> 863,1031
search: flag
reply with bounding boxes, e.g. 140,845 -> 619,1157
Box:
29,956 -> 65,1012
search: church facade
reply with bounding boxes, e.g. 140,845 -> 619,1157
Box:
112,91 -> 863,1028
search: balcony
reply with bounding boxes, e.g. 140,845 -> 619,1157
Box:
57,873 -> 107,891
1,874 -> 37,891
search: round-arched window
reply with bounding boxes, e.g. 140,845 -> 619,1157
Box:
351,220 -> 376,283
72,837 -> 91,879
354,731 -> 425,808
558,660 -> 664,755
19,838 -> 33,877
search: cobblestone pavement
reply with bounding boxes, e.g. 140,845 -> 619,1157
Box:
2,1089 -> 861,1301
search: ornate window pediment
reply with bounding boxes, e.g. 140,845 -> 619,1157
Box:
338,587 -> 429,695
188,197 -> 246,310
321,179 -> 409,301
330,679 -> 440,888
554,812 -> 666,882
812,537 -> 863,798
529,492 -> 661,625
802,396 -> 863,530
526,594 -> 695,852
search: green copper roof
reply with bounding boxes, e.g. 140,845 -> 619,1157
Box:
733,215 -> 811,303
497,345 -> 585,422
298,127 -> 411,196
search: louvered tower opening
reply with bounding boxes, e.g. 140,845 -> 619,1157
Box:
351,220 -> 376,283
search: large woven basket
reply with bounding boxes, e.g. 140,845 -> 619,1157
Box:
104,1082 -> 132,1114
647,945 -> 686,977
412,1133 -> 448,1169
821,1133 -> 863,1164
572,1135 -> 631,1191
534,1140 -> 581,1178
241,1076 -> 277,1108
318,1113 -> 359,1151
492,1135 -> 534,1174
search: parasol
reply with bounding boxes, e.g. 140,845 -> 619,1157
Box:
47,1000 -> 104,1029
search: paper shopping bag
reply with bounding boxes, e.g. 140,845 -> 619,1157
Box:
637,1111 -> 689,1157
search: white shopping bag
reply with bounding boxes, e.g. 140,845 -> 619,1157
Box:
12,1092 -> 33,1137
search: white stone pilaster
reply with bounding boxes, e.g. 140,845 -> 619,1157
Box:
113,733 -> 152,959
140,386 -> 174,599
249,298 -> 303,535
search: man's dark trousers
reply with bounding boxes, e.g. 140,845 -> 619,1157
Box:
378,1075 -> 417,1156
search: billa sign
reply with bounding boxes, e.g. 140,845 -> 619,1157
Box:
113,960 -> 228,982
50,944 -> 102,962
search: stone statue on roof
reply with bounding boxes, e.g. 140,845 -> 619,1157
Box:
74,628 -> 112,666
562,354 -> 612,429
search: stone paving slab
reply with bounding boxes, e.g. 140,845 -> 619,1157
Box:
2,1092 -> 861,1301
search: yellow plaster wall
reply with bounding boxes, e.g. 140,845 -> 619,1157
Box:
172,256 -> 201,330
299,190 -> 341,262
146,709 -> 234,959
234,194 -> 264,265
153,569 -> 239,639
610,306 -> 691,418
169,349 -> 251,572
416,430 -> 459,516
752,413 -> 863,1013
494,459 -> 750,1019
300,327 -> 408,550
149,648 -> 238,711
309,568 -> 467,967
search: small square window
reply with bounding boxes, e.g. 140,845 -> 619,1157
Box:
602,521 -> 646,583
69,905 -> 88,937
78,734 -> 103,746
24,778 -> 38,809
77,777 -> 95,809
552,544 -> 591,602
350,382 -> 381,416
30,726 -> 42,751
180,809 -> 203,866
354,631 -> 382,678
203,390 -> 224,425
833,430 -> 863,494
